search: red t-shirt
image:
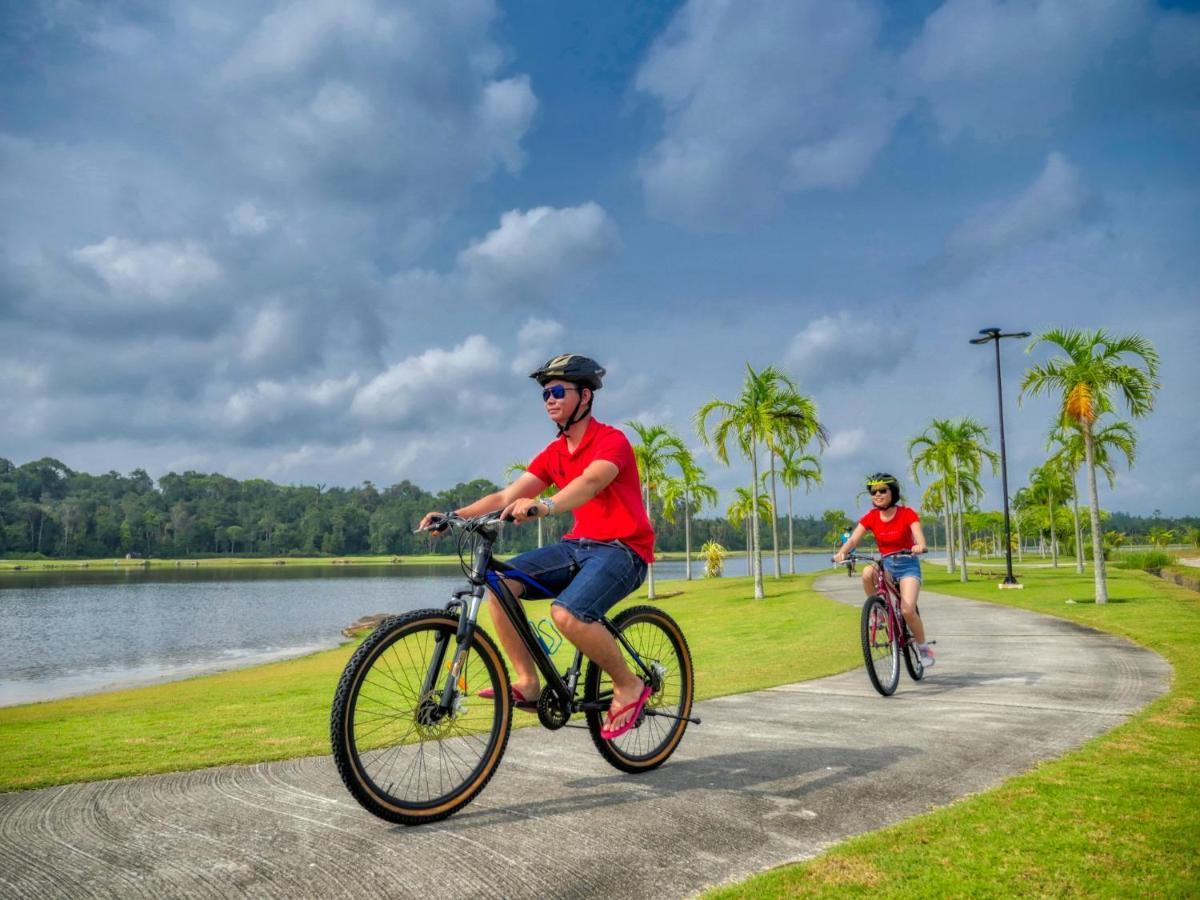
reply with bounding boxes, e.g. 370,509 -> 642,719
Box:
527,418 -> 656,563
858,506 -> 920,556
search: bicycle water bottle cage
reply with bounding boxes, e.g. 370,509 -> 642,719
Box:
535,619 -> 563,655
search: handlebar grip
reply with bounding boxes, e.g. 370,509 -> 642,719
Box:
525,506 -> 540,518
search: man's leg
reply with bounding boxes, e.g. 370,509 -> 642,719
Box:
486,580 -> 540,700
550,605 -> 644,720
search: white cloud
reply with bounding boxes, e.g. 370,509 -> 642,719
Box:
72,237 -> 221,302
265,436 -> 376,479
512,318 -> 566,375
223,373 -> 360,428
826,428 -> 867,460
226,201 -> 275,237
902,0 -> 1144,140
350,335 -> 502,424
242,303 -> 305,365
784,314 -> 912,388
939,152 -> 1097,271
458,203 -> 618,298
635,0 -> 903,225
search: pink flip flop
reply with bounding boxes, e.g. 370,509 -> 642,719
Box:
477,685 -> 539,711
600,684 -> 653,740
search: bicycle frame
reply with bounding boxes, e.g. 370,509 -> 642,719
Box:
426,514 -> 655,722
851,550 -> 915,651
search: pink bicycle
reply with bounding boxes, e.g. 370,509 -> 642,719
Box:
841,550 -> 927,696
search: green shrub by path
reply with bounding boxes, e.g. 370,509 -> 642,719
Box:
0,574 -> 856,792
1115,550 -> 1175,573
709,566 -> 1199,898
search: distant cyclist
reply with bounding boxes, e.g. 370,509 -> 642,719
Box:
419,354 -> 655,739
839,528 -> 855,577
834,473 -> 934,667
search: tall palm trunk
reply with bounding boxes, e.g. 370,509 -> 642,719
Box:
941,484 -> 955,573
1048,496 -> 1058,568
749,439 -> 764,599
955,474 -> 968,582
787,486 -> 795,576
684,493 -> 693,581
537,517 -> 543,549
769,455 -> 781,578
1069,469 -> 1084,574
643,483 -> 656,600
1083,425 -> 1109,604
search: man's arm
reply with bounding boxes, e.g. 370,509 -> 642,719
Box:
419,471 -> 548,531
502,460 -> 618,523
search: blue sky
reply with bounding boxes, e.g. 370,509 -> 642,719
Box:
1,0 -> 1197,517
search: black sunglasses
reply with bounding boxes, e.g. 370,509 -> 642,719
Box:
542,385 -> 581,401
869,487 -> 891,496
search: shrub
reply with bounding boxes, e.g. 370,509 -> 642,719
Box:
1114,550 -> 1174,573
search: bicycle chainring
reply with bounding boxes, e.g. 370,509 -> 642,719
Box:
537,691 -> 570,730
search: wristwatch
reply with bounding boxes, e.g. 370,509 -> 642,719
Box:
541,497 -> 555,516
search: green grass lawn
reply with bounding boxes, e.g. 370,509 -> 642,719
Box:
0,573 -> 857,792
710,566 -> 1200,898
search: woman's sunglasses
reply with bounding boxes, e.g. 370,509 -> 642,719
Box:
542,385 -> 581,401
869,488 -> 891,496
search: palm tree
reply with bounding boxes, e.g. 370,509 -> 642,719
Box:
1047,417 -> 1136,574
1021,329 -> 1160,604
1027,463 -> 1071,568
698,364 -> 825,598
727,486 -> 772,576
1147,527 -> 1175,549
760,379 -> 828,579
626,422 -> 688,600
660,456 -> 719,581
777,447 -> 822,575
910,418 -> 997,582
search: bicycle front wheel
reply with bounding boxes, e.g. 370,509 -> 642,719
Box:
861,596 -> 900,696
585,605 -> 694,773
330,609 -> 512,825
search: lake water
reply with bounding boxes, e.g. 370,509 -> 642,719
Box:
0,553 -> 837,706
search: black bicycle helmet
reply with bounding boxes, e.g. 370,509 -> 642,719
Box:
528,354 -> 606,390
529,354 -> 605,434
866,472 -> 901,506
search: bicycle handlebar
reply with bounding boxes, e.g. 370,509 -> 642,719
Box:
831,548 -> 920,564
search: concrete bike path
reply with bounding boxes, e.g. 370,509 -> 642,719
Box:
0,576 -> 1169,899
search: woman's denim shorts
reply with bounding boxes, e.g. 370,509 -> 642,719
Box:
882,552 -> 922,584
502,539 -> 648,623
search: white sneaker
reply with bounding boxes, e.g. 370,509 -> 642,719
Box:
918,643 -> 936,668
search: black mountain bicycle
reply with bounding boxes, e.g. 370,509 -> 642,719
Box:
330,510 -> 697,825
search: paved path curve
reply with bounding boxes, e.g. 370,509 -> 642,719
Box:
0,576 -> 1170,899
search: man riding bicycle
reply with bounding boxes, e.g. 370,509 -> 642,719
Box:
834,473 -> 935,668
419,354 -> 655,739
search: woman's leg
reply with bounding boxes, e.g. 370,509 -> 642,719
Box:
898,576 -> 926,644
861,563 -> 878,597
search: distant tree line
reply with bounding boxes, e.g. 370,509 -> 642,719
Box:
0,457 -> 839,559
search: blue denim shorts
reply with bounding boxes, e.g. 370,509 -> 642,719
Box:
502,539 -> 648,623
882,553 -> 922,584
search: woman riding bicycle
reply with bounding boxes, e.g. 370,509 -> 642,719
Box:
419,353 -> 655,739
834,473 -> 935,668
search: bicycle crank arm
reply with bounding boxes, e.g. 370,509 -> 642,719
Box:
644,709 -> 702,725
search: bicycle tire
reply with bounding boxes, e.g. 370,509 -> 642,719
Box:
330,609 -> 512,825
903,639 -> 925,681
584,605 -> 694,773
861,595 -> 899,696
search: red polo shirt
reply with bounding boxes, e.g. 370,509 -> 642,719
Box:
527,418 -> 656,563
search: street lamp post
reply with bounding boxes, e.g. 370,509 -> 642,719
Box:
970,327 -> 1030,587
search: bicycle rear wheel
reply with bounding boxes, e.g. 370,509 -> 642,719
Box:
861,596 -> 899,696
330,609 -> 512,825
585,605 -> 694,773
